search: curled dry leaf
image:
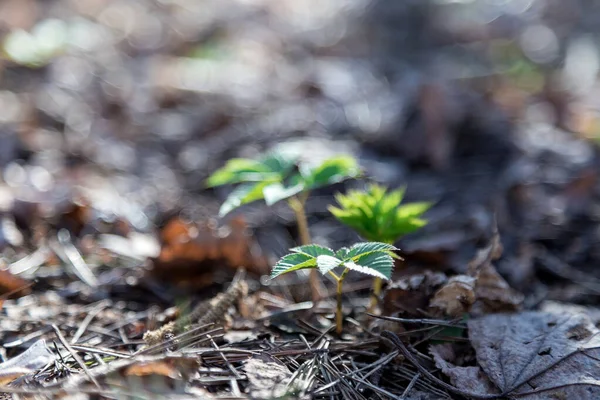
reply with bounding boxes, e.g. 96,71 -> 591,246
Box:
430,343 -> 499,396
64,355 -> 201,395
0,268 -> 30,299
472,263 -> 523,314
0,339 -> 54,385
468,311 -> 600,399
151,216 -> 268,288
244,357 -> 306,400
383,271 -> 447,316
429,275 -> 475,317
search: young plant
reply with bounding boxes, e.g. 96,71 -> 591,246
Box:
271,242 -> 398,334
206,151 -> 360,300
328,184 -> 431,310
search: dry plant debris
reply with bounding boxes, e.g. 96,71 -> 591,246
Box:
467,312 -> 600,399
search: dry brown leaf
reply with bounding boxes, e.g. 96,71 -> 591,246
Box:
244,358 -> 299,400
467,227 -> 523,314
0,340 -> 54,385
151,216 -> 268,288
468,311 -> 600,399
383,271 -> 447,315
0,269 -> 31,299
472,263 -> 523,314
64,355 -> 201,395
430,343 -> 499,396
429,275 -> 475,317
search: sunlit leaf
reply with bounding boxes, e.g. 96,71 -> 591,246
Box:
270,252 -> 317,278
396,202 -> 432,219
330,184 -> 431,244
316,255 -> 343,274
206,158 -> 273,187
343,252 -> 394,280
301,156 -> 360,190
346,242 -> 397,260
263,182 -> 305,206
290,244 -> 335,258
218,181 -> 274,217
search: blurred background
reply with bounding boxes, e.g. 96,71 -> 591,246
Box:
1,0 -> 600,301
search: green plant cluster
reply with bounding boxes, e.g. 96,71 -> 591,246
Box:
329,184 -> 431,244
207,149 -> 432,334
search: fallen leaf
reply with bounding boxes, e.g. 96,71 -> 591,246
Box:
472,263 -> 523,314
151,216 -> 268,288
244,357 -> 308,400
468,311 -> 600,399
430,343 -> 499,396
467,227 -> 523,314
0,339 -> 54,385
64,355 -> 201,395
0,269 -> 30,299
429,275 -> 475,317
383,271 -> 447,315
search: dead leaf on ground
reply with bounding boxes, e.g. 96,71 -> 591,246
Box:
63,355 -> 200,395
430,343 -> 499,396
0,339 -> 54,385
429,275 -> 476,317
383,271 -> 447,316
467,227 -> 523,314
471,263 -> 523,314
243,357 -> 300,400
0,269 -> 31,299
151,216 -> 268,288
468,311 -> 600,399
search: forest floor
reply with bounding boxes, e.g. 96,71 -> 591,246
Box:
1,0 -> 600,399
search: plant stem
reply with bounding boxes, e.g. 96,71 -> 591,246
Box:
369,277 -> 383,311
336,268 -> 349,334
288,194 -> 323,302
289,195 -> 311,245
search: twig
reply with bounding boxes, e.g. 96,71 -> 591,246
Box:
368,314 -> 466,328
400,372 -> 421,399
51,324 -> 101,388
72,301 -> 109,344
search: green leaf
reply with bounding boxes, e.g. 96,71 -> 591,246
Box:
263,182 -> 305,206
271,252 -> 317,278
218,181 -> 274,217
345,242 -> 398,260
301,156 -> 360,190
329,184 -> 431,243
206,158 -> 272,187
316,255 -> 343,274
260,152 -> 298,175
343,252 -> 394,280
335,247 -> 349,259
206,152 -> 297,188
290,244 -> 335,258
396,202 -> 432,219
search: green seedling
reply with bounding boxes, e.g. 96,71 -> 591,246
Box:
206,150 -> 360,300
271,242 -> 399,334
328,184 -> 431,310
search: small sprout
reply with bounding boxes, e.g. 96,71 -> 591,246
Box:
329,183 -> 431,310
207,150 -> 360,302
271,242 -> 398,334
